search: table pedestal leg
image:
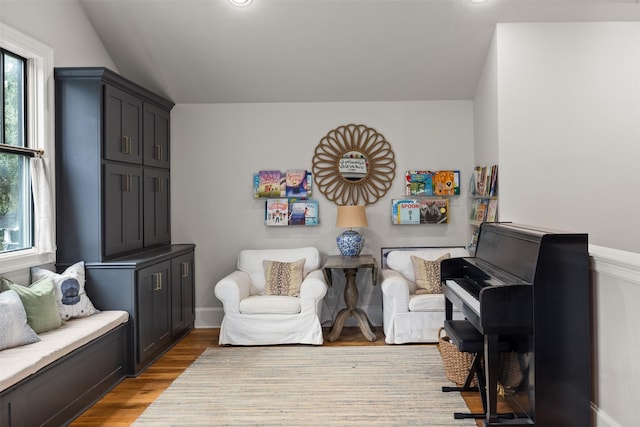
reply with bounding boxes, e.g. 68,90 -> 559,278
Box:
327,267 -> 376,342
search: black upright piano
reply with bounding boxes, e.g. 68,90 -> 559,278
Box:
441,222 -> 590,426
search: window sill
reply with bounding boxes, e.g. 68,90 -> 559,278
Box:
0,248 -> 55,276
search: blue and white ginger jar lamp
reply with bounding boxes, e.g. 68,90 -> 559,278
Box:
336,205 -> 368,256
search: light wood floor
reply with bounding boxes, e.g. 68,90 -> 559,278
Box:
71,327 -> 497,426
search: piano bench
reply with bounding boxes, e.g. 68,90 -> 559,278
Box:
444,320 -> 512,353
443,319 -> 516,421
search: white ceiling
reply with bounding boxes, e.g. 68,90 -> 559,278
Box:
78,0 -> 640,104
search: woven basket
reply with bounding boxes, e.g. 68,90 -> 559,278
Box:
498,351 -> 524,391
437,327 -> 476,387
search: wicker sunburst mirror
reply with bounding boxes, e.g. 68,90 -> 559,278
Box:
312,124 -> 396,206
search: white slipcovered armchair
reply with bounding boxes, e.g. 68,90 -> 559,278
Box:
214,247 -> 328,345
381,247 -> 469,344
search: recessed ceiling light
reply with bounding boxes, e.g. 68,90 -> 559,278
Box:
229,0 -> 253,7
469,0 -> 488,3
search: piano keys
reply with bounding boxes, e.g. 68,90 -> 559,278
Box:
442,222 -> 590,426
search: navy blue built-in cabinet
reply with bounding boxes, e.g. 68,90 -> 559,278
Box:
55,67 -> 194,375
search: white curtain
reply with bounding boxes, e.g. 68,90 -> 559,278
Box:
30,156 -> 55,253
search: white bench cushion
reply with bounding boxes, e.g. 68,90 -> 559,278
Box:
0,310 -> 128,392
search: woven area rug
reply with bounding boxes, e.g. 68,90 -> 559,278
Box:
133,345 -> 475,426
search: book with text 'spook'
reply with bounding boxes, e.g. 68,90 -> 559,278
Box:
392,198 -> 449,225
257,170 -> 282,197
265,198 -> 289,226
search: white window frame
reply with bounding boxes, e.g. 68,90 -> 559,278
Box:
0,22 -> 55,274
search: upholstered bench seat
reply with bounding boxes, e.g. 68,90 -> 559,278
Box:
0,310 -> 129,392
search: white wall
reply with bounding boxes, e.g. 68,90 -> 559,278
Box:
0,0 -> 116,69
590,246 -> 640,427
473,22 -> 640,427
497,22 -> 640,254
170,101 -> 474,327
473,32 -> 499,168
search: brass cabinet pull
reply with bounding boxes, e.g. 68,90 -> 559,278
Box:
156,177 -> 164,193
121,174 -> 132,192
181,261 -> 189,278
155,144 -> 163,160
122,136 -> 132,154
153,272 -> 162,291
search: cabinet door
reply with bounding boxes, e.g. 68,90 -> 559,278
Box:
143,168 -> 171,247
143,103 -> 170,168
104,85 -> 143,164
103,163 -> 144,257
171,251 -> 195,337
137,261 -> 172,364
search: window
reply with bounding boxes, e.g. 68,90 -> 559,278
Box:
0,22 -> 54,273
0,49 -> 32,253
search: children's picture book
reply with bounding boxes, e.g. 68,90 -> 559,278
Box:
304,200 -> 319,225
288,200 -> 307,225
433,170 -> 460,196
265,198 -> 289,226
486,199 -> 498,222
392,198 -> 449,224
489,165 -> 498,197
469,198 -> 477,220
257,170 -> 282,197
405,170 -> 434,196
475,201 -> 488,222
254,170 -> 313,198
473,166 -> 483,196
392,199 -> 421,224
473,165 -> 497,197
285,169 -> 309,198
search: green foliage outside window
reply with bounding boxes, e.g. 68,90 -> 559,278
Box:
0,53 -> 25,250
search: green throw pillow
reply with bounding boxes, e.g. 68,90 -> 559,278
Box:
0,276 -> 63,333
